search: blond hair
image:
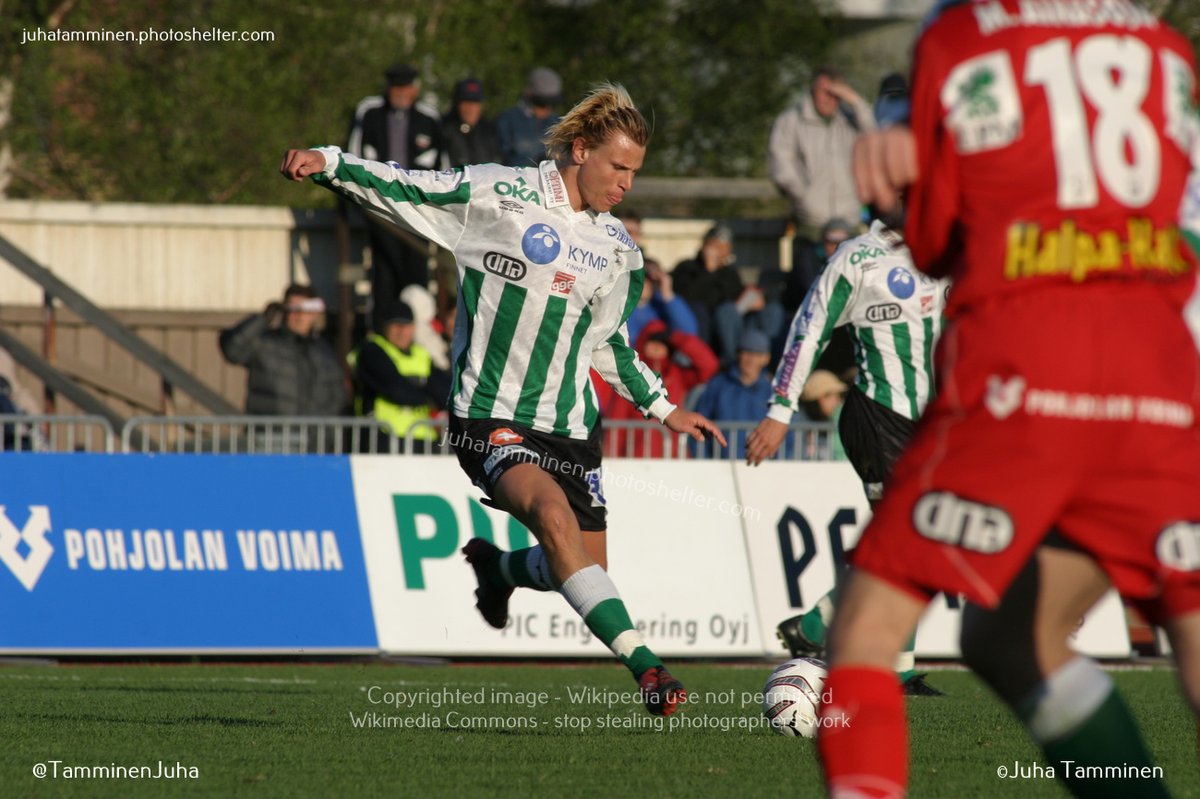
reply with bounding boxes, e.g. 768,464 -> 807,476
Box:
544,82 -> 650,160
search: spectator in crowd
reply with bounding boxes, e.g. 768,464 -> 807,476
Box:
219,285 -> 348,451
673,223 -> 786,366
0,350 -> 41,451
601,320 -> 718,458
441,77 -> 502,168
626,257 -> 699,346
348,300 -> 451,454
347,62 -> 445,327
692,330 -> 778,459
767,65 -> 875,242
495,67 -> 563,167
783,216 -> 855,316
400,283 -> 450,370
873,71 -> 909,130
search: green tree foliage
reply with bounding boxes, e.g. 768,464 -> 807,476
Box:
6,0 -> 833,205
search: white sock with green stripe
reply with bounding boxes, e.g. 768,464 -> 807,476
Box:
559,565 -> 661,678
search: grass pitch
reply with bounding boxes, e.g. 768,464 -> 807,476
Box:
1,661 -> 1194,798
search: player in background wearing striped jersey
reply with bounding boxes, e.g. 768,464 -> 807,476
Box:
281,84 -> 725,716
817,2 -> 1200,797
745,215 -> 948,696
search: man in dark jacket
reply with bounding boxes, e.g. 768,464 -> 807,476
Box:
347,62 -> 445,326
219,284 -> 348,423
441,77 -> 502,168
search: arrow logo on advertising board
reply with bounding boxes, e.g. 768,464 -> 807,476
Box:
0,505 -> 54,591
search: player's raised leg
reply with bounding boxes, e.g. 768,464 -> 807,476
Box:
485,463 -> 684,716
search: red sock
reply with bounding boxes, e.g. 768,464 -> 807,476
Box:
818,666 -> 908,799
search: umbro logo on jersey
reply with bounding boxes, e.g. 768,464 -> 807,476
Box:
499,200 -> 524,214
483,252 -> 527,281
550,271 -> 576,296
866,303 -> 901,323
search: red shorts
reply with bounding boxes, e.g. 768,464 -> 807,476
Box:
853,280 -> 1200,624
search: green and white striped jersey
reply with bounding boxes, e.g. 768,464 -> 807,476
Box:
313,147 -> 675,440
769,221 -> 948,422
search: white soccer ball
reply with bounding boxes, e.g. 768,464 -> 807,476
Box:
762,657 -> 827,738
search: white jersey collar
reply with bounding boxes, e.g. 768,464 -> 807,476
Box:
538,161 -> 572,209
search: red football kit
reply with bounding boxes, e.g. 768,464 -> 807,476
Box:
852,0 -> 1200,623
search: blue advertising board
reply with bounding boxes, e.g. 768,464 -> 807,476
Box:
0,455 -> 377,652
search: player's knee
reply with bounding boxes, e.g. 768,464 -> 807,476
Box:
528,497 -> 576,550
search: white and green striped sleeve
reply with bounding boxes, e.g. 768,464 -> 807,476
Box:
312,146 -> 470,251
767,253 -> 858,423
590,257 -> 676,422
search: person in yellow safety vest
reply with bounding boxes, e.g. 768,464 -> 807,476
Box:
349,300 -> 451,453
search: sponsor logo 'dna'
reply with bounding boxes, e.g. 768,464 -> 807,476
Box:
483,251 -> 527,281
865,303 -> 902,323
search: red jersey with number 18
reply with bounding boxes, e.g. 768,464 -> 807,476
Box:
906,0 -> 1200,313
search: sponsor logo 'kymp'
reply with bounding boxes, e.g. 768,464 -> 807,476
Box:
567,245 -> 608,271
865,303 -> 902,323
0,505 -> 53,591
483,252 -> 527,281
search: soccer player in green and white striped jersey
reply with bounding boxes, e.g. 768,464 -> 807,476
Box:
281,84 -> 724,716
745,217 -> 948,695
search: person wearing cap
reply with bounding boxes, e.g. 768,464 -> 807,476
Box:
744,212 -> 948,695
798,369 -> 848,459
347,299 -> 451,454
691,329 -> 781,459
873,71 -> 910,130
495,67 -> 563,167
347,62 -> 446,324
673,222 -> 786,366
219,284 -> 348,424
441,77 -> 502,168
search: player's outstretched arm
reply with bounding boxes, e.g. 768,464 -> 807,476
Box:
745,417 -> 788,466
664,409 -> 727,447
279,149 -> 327,182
